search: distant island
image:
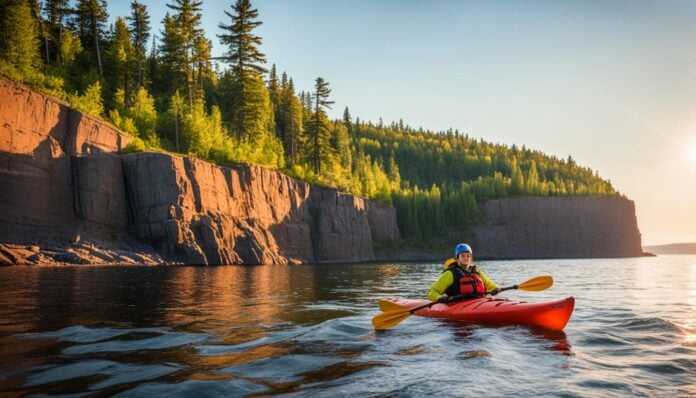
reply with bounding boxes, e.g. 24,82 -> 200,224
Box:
643,243 -> 696,255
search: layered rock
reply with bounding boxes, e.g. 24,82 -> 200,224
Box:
0,77 -> 400,265
0,76 -> 646,264
121,152 -> 386,264
0,76 -> 132,243
472,196 -> 644,258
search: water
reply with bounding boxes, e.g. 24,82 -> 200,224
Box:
0,256 -> 695,397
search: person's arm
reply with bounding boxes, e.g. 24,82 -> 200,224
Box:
427,271 -> 453,301
477,269 -> 499,292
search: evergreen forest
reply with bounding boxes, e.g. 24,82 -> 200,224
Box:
0,0 -> 618,244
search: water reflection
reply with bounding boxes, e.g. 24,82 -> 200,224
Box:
0,259 -> 694,396
447,320 -> 573,356
529,328 -> 573,356
684,257 -> 696,346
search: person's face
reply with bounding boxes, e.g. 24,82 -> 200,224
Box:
457,252 -> 472,266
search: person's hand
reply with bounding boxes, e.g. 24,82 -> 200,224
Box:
437,295 -> 449,303
489,287 -> 502,296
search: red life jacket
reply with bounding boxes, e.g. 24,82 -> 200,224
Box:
443,266 -> 487,298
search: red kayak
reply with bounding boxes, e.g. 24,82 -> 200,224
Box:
384,296 -> 575,331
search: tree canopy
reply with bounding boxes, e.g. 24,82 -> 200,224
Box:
0,0 -> 619,243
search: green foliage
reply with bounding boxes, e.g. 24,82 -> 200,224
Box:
75,0 -> 108,76
110,87 -> 158,145
127,1 -> 150,89
59,30 -> 83,64
350,122 -> 617,241
349,153 -> 392,204
105,17 -> 134,107
69,80 -> 104,116
220,70 -> 275,143
129,87 -> 158,141
42,0 -> 71,65
305,77 -> 335,175
162,90 -> 186,151
184,99 -> 226,159
277,75 -> 304,165
1,0 -> 621,246
109,108 -> 138,137
124,137 -> 147,153
159,0 -> 205,106
158,13 -> 187,99
218,0 -> 267,75
0,0 -> 41,83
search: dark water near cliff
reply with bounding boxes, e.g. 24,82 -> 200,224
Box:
1,256 -> 695,397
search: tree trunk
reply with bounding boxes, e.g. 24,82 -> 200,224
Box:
174,111 -> 180,152
57,10 -> 63,65
92,17 -> 103,76
136,55 -> 143,89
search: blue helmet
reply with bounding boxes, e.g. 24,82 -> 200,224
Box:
454,243 -> 472,257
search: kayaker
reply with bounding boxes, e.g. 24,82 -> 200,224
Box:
427,243 -> 502,302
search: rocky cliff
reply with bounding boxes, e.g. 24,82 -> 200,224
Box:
121,152 -> 394,264
0,77 -> 399,265
0,76 -> 644,264
472,196 -> 644,258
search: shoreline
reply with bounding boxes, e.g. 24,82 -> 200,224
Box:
0,240 -> 657,266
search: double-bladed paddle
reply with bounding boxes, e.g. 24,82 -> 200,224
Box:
372,275 -> 553,330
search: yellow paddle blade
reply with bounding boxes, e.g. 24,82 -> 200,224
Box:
517,275 -> 553,291
379,299 -> 409,312
371,308 -> 412,330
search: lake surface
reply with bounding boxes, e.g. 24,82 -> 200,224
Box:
1,256 -> 695,397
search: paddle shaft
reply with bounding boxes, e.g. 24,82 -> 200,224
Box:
386,283 -> 523,317
499,284 -> 519,293
408,301 -> 439,314
439,283 -> 522,305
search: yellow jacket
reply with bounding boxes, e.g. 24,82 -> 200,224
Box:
427,264 -> 498,301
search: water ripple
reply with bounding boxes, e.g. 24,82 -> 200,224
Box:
1,258 -> 695,397
113,379 -> 269,397
218,354 -> 344,383
24,360 -> 181,390
61,329 -> 210,355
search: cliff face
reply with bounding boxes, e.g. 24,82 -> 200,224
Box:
0,76 -> 645,264
121,152 -> 391,264
472,196 -> 644,258
0,76 -> 132,240
0,77 -> 399,265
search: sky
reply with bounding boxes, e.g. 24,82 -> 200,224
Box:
105,0 -> 696,246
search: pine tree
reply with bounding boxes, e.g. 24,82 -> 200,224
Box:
192,34 -> 211,94
267,64 -> 280,108
158,13 -> 185,97
106,17 -> 134,105
75,0 -> 108,76
168,90 -> 185,152
526,160 -> 540,195
28,0 -> 50,70
127,0 -> 150,90
128,86 -> 158,143
306,77 -> 334,174
218,0 -> 269,139
164,0 -> 204,107
218,0 -> 267,76
331,121 -> 351,186
343,107 -> 352,134
0,0 -> 41,80
267,64 -> 281,138
42,0 -> 69,65
279,76 -> 303,165
146,33 -> 159,93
